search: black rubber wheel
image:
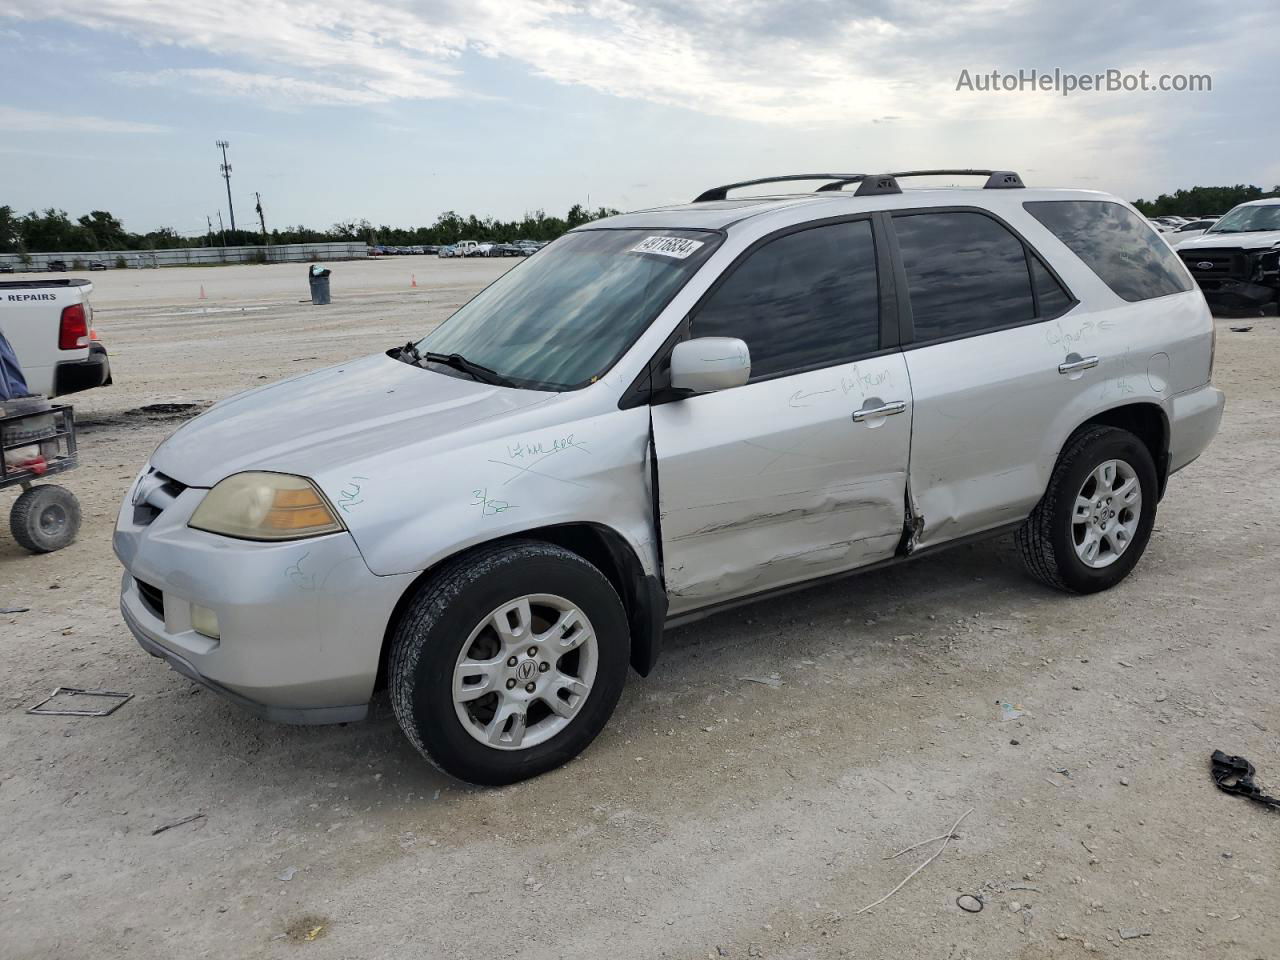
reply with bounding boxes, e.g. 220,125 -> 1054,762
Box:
389,540 -> 630,785
1016,426 -> 1158,594
10,484 -> 81,553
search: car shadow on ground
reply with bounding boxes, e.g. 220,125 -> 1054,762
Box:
120,534 -> 1033,805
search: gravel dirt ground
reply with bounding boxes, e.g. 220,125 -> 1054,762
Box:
1,259 -> 1276,960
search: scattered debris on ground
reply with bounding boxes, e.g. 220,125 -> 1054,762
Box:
857,809 -> 974,915
1211,750 -> 1280,810
26,687 -> 133,717
151,813 -> 206,836
284,915 -> 329,943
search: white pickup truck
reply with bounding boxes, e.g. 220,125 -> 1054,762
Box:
0,279 -> 112,397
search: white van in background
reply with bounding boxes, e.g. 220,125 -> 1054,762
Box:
0,279 -> 112,397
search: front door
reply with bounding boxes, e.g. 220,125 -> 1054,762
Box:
651,218 -> 912,614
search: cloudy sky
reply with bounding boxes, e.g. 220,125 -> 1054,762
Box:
1,0 -> 1275,235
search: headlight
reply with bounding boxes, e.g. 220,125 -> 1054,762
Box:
189,472 -> 344,541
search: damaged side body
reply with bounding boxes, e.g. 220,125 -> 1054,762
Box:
652,355 -> 913,614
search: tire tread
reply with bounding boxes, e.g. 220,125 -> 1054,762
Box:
9,484 -> 80,553
1015,425 -> 1126,594
388,540 -> 622,780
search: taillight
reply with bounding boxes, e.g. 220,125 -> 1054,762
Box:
59,303 -> 88,350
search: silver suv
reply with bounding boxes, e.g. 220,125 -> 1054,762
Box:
114,170 -> 1224,784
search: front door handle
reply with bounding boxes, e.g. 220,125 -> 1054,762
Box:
852,400 -> 907,422
1058,355 -> 1100,375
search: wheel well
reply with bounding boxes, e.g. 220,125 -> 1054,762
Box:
1076,403 -> 1170,496
374,524 -> 665,691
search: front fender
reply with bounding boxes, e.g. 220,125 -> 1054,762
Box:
318,406 -> 659,581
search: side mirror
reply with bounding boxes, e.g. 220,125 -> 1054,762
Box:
669,337 -> 751,394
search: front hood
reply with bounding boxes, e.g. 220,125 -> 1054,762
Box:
151,353 -> 552,486
1179,230 -> 1280,252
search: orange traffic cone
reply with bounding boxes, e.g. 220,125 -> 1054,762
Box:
198,285 -> 207,300
411,274 -> 417,288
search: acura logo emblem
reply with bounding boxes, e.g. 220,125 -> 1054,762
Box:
516,660 -> 538,681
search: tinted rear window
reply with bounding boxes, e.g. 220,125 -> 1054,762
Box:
893,211 -> 1035,341
1024,200 -> 1193,302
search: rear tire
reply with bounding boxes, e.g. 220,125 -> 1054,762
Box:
10,484 -> 81,553
1016,426 -> 1157,594
389,540 -> 629,785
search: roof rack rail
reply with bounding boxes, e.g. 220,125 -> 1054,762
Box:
693,174 -> 868,203
817,169 -> 1024,196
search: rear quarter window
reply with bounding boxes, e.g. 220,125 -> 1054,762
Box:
1024,200 -> 1193,302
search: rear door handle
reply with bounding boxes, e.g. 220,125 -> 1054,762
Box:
852,400 -> 907,422
1058,355 -> 1099,375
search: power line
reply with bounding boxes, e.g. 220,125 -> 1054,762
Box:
216,140 -> 236,232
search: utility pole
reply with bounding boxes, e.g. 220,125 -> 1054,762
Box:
206,214 -> 214,247
216,210 -> 227,247
216,140 -> 236,233
254,192 -> 268,244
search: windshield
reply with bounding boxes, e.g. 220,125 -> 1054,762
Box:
416,228 -> 721,390
1208,204 -> 1280,234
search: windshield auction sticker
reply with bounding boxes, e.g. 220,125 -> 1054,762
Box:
630,236 -> 705,259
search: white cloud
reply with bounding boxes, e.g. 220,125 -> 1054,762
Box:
0,104 -> 167,133
0,0 -> 1270,133
0,0 -> 983,121
113,68 -> 395,107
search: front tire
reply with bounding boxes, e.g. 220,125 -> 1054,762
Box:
389,541 -> 629,785
1016,426 -> 1157,594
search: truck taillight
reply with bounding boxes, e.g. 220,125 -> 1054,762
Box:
59,303 -> 88,350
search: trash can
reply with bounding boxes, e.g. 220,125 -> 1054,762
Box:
308,264 -> 332,305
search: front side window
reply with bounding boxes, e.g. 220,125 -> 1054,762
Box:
691,220 -> 880,382
418,228 -> 721,390
1024,200 -> 1193,302
894,211 -> 1037,341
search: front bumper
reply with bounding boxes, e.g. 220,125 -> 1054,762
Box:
114,476 -> 416,724
1196,278 -> 1277,309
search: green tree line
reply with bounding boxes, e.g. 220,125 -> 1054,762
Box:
0,203 -> 620,255
1131,184 -> 1280,218
8,184 -> 1275,256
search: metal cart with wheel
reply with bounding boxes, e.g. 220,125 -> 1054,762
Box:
1,401 -> 82,553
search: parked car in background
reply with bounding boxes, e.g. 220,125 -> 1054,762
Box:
437,244 -> 458,258
46,260 -> 68,272
423,245 -> 441,256
1177,198 -> 1280,312
88,260 -> 108,271
1168,218 -> 1219,247
453,240 -> 481,257
114,169 -> 1223,785
0,278 -> 112,397
0,263 -> 14,274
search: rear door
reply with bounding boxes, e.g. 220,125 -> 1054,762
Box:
652,217 -> 912,614
889,208 -> 1081,547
